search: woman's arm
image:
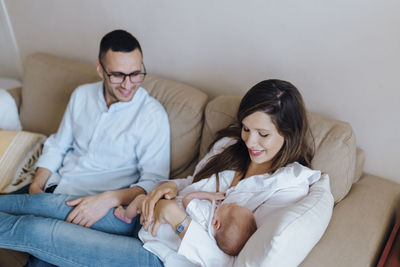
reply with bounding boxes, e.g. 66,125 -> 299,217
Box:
150,199 -> 189,238
140,181 -> 178,229
151,199 -> 234,267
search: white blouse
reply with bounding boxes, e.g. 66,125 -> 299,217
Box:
169,137 -> 322,267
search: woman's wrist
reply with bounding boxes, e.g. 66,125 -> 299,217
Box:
170,210 -> 188,231
175,216 -> 192,239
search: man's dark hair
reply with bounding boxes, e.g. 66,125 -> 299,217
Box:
98,29 -> 142,63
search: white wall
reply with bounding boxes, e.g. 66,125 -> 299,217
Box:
0,0 -> 21,79
3,0 -> 400,183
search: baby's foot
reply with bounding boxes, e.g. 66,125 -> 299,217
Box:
114,206 -> 133,224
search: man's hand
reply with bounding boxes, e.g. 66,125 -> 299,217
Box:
141,181 -> 178,230
29,183 -> 44,194
65,192 -> 115,227
29,167 -> 51,194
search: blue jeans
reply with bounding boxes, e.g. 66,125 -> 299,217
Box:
0,193 -> 163,267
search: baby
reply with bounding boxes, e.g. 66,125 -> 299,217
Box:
114,191 -> 257,256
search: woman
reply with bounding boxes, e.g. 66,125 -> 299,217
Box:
0,79 -> 326,266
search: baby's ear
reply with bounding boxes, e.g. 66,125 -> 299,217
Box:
212,217 -> 221,230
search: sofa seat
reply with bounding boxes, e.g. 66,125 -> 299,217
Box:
301,173 -> 400,266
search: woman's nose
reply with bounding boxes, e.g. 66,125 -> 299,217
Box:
246,132 -> 257,147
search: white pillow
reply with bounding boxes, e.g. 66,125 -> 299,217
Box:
0,89 -> 22,131
234,174 -> 334,267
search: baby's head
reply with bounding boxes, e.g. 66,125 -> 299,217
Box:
212,202 -> 257,256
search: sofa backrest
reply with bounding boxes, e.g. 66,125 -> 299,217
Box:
19,52 -> 208,178
200,96 -> 364,203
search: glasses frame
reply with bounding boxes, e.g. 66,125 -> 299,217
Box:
100,60 -> 147,84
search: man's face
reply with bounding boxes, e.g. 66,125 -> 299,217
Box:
97,49 -> 143,107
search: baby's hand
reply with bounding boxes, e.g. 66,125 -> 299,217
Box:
203,192 -> 225,203
193,191 -> 226,203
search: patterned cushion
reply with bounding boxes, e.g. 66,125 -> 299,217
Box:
0,131 -> 46,193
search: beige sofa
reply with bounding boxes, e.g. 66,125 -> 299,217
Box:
1,53 -> 399,266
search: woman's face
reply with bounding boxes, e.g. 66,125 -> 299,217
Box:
241,111 -> 285,169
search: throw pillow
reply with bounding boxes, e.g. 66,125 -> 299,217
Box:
0,89 -> 22,131
0,130 -> 46,193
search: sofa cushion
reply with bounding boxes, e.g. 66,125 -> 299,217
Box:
20,53 -> 208,179
0,130 -> 46,193
141,75 -> 208,178
20,53 -> 100,136
200,96 -> 358,202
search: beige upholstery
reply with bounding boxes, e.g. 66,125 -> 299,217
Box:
308,113 -> 356,202
20,53 -> 100,136
200,96 -> 359,202
1,52 -> 399,266
301,174 -> 400,267
18,53 -> 208,178
141,75 -> 208,178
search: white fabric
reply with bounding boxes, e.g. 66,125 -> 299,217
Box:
186,199 -> 216,239
139,179 -> 219,266
234,174 -> 334,267
139,197 -> 216,267
0,89 -> 22,131
35,81 -> 170,195
141,137 -> 326,267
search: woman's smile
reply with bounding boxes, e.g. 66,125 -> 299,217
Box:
248,149 -> 265,157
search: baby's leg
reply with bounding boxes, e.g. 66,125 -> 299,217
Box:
114,194 -> 145,224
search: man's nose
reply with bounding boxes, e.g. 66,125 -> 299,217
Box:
121,76 -> 132,88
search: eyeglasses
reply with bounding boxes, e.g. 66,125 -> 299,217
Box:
100,61 -> 147,84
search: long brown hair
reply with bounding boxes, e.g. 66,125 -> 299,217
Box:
194,79 -> 314,182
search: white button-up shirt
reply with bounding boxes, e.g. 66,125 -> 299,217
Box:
36,81 -> 170,196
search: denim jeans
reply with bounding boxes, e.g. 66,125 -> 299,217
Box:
0,193 -> 163,267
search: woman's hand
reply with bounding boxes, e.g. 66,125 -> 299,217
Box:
151,199 -> 187,237
141,181 -> 178,230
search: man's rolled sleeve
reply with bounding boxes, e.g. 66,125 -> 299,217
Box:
35,94 -> 75,173
35,137 -> 69,173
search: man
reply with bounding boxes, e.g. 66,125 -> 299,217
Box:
28,29 -> 170,228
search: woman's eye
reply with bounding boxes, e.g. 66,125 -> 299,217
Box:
243,127 -> 249,132
259,133 -> 269,137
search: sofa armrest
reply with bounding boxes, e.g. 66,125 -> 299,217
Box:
300,174 -> 400,267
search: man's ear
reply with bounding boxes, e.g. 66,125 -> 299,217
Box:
96,59 -> 104,79
212,217 -> 221,230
